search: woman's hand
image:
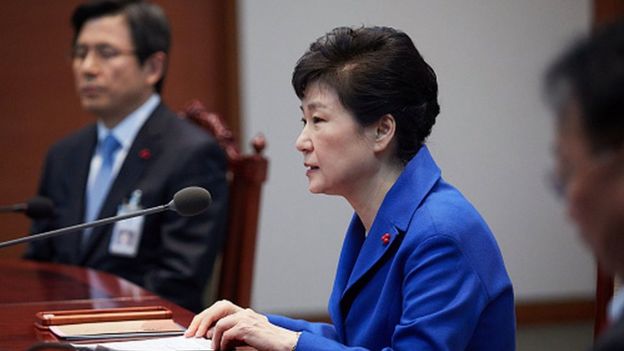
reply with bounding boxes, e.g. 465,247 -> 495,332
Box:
185,300 -> 300,351
185,300 -> 243,338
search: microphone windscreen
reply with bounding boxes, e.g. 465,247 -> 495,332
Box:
25,196 -> 55,219
171,186 -> 212,216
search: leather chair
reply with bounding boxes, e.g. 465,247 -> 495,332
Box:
179,100 -> 268,308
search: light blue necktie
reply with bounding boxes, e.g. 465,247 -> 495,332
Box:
83,134 -> 121,248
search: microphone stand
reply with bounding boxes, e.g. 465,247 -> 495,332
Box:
0,202 -> 172,249
0,203 -> 27,213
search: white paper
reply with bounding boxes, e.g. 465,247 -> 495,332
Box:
74,335 -> 213,351
51,319 -> 184,338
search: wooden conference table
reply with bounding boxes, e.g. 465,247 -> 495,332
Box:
0,258 -> 195,350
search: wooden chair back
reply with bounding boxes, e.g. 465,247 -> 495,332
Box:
179,100 -> 268,307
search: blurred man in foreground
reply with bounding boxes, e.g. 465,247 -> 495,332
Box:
546,18 -> 624,350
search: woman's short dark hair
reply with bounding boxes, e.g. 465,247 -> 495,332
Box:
292,26 -> 440,163
71,0 -> 170,93
545,19 -> 624,153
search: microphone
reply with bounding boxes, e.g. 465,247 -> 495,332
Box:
0,186 -> 212,249
0,196 -> 55,219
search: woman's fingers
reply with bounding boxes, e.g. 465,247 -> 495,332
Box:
184,300 -> 242,337
218,321 -> 252,351
213,309 -> 299,351
211,308 -> 262,350
211,310 -> 247,349
187,304 -> 298,351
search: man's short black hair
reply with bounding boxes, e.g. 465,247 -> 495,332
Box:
546,19 -> 624,153
71,0 -> 170,93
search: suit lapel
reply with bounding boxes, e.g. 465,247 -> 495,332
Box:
328,215 -> 366,339
68,127 -> 98,263
331,146 -> 442,336
341,222 -> 401,301
330,215 -> 402,340
79,105 -> 167,262
595,315 -> 624,350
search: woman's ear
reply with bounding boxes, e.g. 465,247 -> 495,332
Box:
373,114 -> 396,152
143,51 -> 166,86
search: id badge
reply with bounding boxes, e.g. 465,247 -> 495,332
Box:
109,190 -> 144,257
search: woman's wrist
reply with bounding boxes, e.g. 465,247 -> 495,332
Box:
290,331 -> 302,351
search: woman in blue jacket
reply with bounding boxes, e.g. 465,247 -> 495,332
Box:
185,25 -> 515,351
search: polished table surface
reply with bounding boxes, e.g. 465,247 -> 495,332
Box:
0,259 -> 194,350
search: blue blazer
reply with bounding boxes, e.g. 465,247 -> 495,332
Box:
269,146 -> 515,350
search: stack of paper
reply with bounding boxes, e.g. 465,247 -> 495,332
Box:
51,319 -> 185,340
74,335 -> 213,351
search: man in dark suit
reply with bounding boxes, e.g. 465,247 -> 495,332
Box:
545,18 -> 624,350
23,0 -> 228,313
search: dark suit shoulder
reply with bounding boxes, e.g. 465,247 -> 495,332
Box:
594,317 -> 624,350
149,104 -> 221,149
47,124 -> 96,156
42,125 -> 96,171
172,115 -> 218,144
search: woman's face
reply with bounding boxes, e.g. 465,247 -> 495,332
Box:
295,82 -> 378,197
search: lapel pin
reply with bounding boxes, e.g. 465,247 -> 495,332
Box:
381,233 -> 391,245
138,148 -> 152,160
